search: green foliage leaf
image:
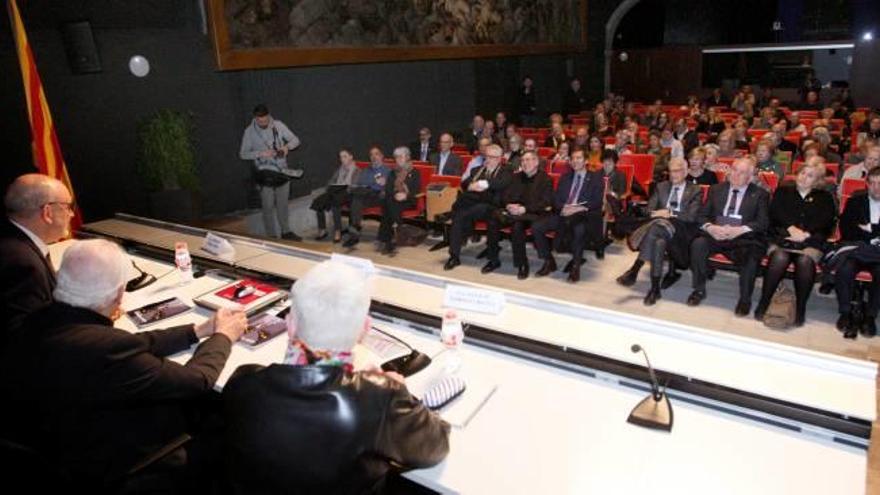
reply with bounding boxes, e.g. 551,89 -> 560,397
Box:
136,109 -> 200,192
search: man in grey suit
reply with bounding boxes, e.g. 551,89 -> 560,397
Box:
687,157 -> 770,315
617,158 -> 703,305
429,133 -> 463,176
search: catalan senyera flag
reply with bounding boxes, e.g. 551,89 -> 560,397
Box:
8,0 -> 83,231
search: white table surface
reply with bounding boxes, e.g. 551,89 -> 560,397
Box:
70,247 -> 864,495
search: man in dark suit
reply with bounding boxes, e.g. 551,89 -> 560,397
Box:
532,148 -> 605,283
705,88 -> 729,107
673,118 -> 699,155
1,174 -> 74,337
222,261 -> 449,493
444,144 -> 513,271
0,239 -> 247,486
409,127 -> 435,162
562,78 -> 586,118
464,114 -> 485,153
687,157 -> 770,315
834,168 -> 880,336
377,147 -> 422,255
429,132 -> 463,176
483,151 -> 554,279
617,158 -> 703,305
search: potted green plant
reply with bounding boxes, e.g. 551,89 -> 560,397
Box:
136,109 -> 201,223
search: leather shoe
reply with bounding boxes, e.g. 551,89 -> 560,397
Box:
563,257 -> 586,273
595,247 -> 605,260
381,242 -> 397,256
616,268 -> 639,287
835,313 -> 851,332
660,271 -> 681,290
860,318 -> 877,337
314,231 -> 328,241
567,263 -> 581,283
536,258 -> 557,277
818,282 -> 835,295
517,264 -> 529,280
686,290 -> 705,306
444,257 -> 460,271
734,300 -> 751,317
643,288 -> 661,306
481,259 -> 501,274
281,231 -> 302,242
844,327 -> 858,339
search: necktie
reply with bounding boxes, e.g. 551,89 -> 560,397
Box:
668,186 -> 680,211
421,143 -> 428,161
568,174 -> 584,204
726,189 -> 739,217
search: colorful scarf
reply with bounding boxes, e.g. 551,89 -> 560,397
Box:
283,339 -> 353,373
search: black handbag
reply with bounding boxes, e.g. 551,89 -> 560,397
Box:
255,169 -> 291,188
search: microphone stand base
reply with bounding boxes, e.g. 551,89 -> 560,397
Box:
627,393 -> 673,432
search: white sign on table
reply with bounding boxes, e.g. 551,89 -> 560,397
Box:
443,284 -> 505,315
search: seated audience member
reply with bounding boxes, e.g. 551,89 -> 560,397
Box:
754,161 -> 835,327
311,148 -> 359,242
650,112 -> 670,132
532,148 -> 605,283
617,158 -> 702,305
1,174 -> 74,336
643,131 -> 670,183
601,149 -> 627,200
573,126 -> 590,148
704,144 -> 726,173
755,140 -> 784,179
811,126 -> 843,166
834,168 -> 880,338
461,137 -> 493,179
841,145 -> 880,182
595,113 -> 615,137
483,151 -> 554,279
222,261 -> 449,494
0,239 -> 246,486
562,78 -> 587,118
544,122 -> 568,149
495,112 -> 509,140
716,129 -> 739,159
444,144 -> 512,271
673,117 -> 699,155
687,157 -> 770,315
429,132 -> 463,177
862,116 -> 880,141
376,147 -> 421,255
800,90 -> 822,111
706,88 -> 729,107
614,129 -> 633,156
409,127 -> 434,162
732,120 -> 751,151
465,114 -> 485,152
789,112 -> 808,136
772,122 -> 798,155
505,134 -> 525,172
847,139 -> 875,165
686,147 -> 719,185
708,109 -> 727,135
588,135 -> 605,169
548,112 -> 564,127
343,146 -> 390,248
660,126 -> 684,159
483,120 -> 499,145
550,141 -> 572,172
523,137 -> 548,171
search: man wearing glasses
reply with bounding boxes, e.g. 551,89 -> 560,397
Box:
444,144 -> 512,271
616,158 -> 702,305
1,174 -> 75,335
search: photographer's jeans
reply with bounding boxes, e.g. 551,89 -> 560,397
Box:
259,182 -> 291,238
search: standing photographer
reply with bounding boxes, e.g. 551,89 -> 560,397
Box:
239,104 -> 303,241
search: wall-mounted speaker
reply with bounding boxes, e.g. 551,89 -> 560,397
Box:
61,21 -> 102,74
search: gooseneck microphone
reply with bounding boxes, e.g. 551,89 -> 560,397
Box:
631,344 -> 663,401
627,343 -> 674,431
125,260 -> 157,292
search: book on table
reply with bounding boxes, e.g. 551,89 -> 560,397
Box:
193,279 -> 286,315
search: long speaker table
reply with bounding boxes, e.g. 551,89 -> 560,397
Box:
69,213 -> 877,495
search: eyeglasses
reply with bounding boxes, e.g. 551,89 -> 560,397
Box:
44,201 -> 76,212
486,154 -> 502,159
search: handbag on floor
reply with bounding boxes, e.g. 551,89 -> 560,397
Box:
763,283 -> 796,329
395,224 -> 427,247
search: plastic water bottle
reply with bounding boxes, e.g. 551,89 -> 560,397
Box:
174,241 -> 193,283
440,310 -> 464,374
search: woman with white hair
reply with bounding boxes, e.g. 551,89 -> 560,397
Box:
0,239 -> 246,486
376,146 -> 422,255
222,261 -> 449,493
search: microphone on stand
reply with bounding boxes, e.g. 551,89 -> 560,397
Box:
627,344 -> 673,431
125,260 -> 157,292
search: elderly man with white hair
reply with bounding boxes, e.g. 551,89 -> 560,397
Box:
0,239 -> 246,486
1,173 -> 75,335
222,261 -> 450,493
687,156 -> 770,315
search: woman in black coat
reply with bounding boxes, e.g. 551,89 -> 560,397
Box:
754,161 -> 837,326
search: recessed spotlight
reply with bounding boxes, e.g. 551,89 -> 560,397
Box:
863,31 -> 874,41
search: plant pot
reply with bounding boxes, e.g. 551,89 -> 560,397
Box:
149,189 -> 200,224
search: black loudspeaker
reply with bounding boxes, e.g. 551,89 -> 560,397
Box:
851,40 -> 880,110
61,21 -> 101,74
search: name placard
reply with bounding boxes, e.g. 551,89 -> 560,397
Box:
202,232 -> 235,260
443,284 -> 505,315
330,253 -> 377,275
